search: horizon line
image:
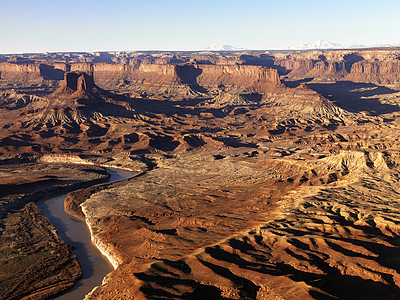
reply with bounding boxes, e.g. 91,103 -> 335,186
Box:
3,45 -> 400,56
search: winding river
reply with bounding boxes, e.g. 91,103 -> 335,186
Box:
36,168 -> 133,300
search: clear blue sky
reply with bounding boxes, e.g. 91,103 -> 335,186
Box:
1,0 -> 399,53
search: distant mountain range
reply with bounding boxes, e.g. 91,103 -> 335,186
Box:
288,40 -> 342,50
288,40 -> 400,50
202,44 -> 245,51
203,41 -> 400,52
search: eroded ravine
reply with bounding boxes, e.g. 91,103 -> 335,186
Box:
36,168 -> 133,300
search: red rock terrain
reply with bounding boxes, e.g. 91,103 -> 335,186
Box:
1,48 -> 400,299
0,202 -> 81,300
0,163 -> 110,299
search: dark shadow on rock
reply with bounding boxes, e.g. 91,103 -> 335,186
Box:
343,54 -> 365,72
240,54 -> 275,67
282,77 -> 314,88
199,257 -> 260,299
183,135 -> 206,148
176,65 -> 207,93
134,261 -> 228,300
39,64 -> 65,81
148,134 -> 180,151
308,81 -> 400,115
128,97 -> 227,119
139,155 -> 157,170
212,136 -> 259,148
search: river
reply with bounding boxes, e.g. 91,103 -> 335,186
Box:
36,168 -> 133,300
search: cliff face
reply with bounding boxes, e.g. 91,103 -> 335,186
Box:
273,50 -> 400,84
66,63 -> 282,92
70,62 -> 93,73
2,49 -> 400,89
0,62 -> 68,84
275,58 -> 316,75
274,58 -> 349,81
70,63 -> 188,89
197,65 -> 281,91
130,64 -> 181,86
345,60 -> 400,84
0,63 -> 42,84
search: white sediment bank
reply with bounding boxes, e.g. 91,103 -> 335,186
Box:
80,168 -> 135,270
37,167 -> 135,299
82,210 -> 121,270
37,154 -> 141,172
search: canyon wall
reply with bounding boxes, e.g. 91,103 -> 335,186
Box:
346,60 -> 400,84
196,65 -> 281,91
87,63 -> 281,91
0,61 -> 282,92
0,63 -> 43,85
2,49 -> 400,89
0,62 -> 69,84
273,50 -> 400,84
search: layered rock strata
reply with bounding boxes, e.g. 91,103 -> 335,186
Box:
3,49 -> 400,89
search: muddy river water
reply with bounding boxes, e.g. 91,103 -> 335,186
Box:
37,169 -> 133,299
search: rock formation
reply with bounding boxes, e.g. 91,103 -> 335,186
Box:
2,47 -> 400,299
49,71 -> 103,100
2,49 -> 400,90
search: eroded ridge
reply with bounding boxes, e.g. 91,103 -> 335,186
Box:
79,151 -> 400,299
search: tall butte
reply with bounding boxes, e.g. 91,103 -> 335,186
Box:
49,71 -> 104,100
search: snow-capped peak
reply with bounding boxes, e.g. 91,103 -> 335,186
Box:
288,40 -> 343,50
203,44 -> 245,51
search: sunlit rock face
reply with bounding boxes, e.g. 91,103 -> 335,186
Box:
2,48 -> 400,299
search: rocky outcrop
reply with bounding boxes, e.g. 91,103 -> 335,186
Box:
0,202 -> 81,300
48,71 -> 102,100
201,92 -> 262,108
275,58 -> 316,75
274,58 -> 349,81
130,64 -> 182,87
90,63 -> 128,87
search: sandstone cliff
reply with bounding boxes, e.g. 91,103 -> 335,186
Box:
3,49 -> 400,89
197,64 -> 281,91
0,62 -> 68,84
273,50 -> 400,84
0,63 -> 42,85
345,60 -> 400,84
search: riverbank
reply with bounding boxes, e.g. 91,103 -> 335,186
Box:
0,163 -> 137,300
37,168 -> 134,300
0,164 -> 111,300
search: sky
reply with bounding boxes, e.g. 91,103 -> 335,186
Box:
1,0 -> 400,53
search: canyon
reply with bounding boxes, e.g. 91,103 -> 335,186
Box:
1,48 -> 400,299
